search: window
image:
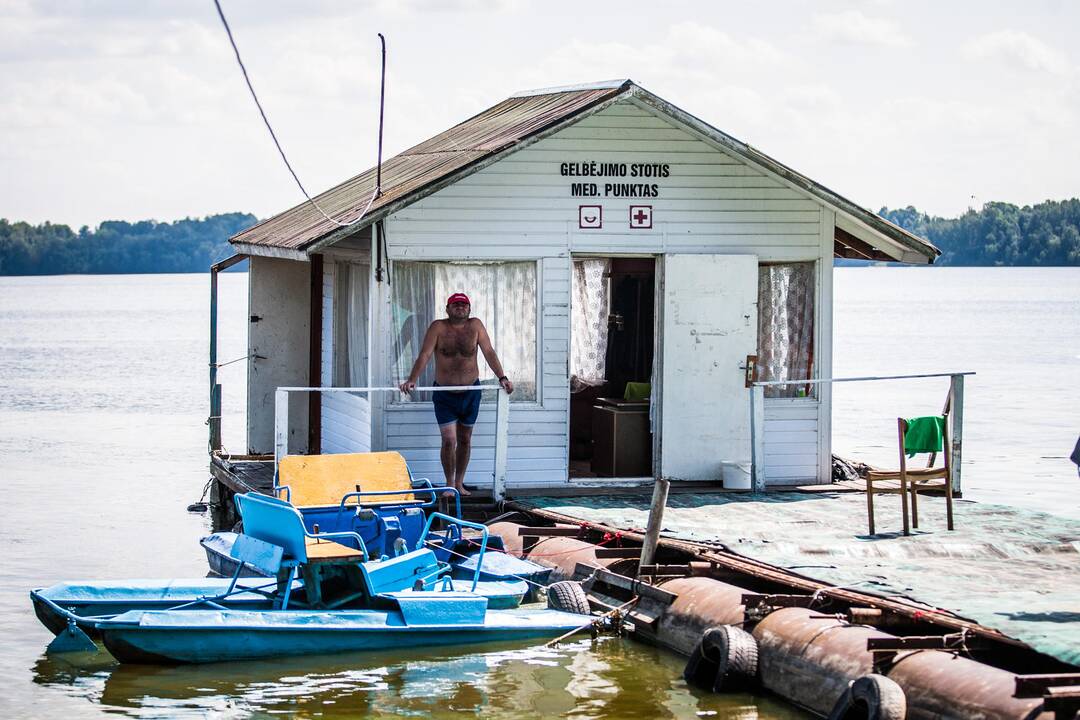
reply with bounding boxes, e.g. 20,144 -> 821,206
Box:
391,261 -> 538,401
333,262 -> 370,387
758,262 -> 815,398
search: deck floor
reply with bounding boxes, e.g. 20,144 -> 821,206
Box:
514,491 -> 1080,667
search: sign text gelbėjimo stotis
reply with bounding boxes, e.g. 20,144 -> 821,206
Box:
561,161 -> 670,198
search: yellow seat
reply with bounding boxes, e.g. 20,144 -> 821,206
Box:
303,536 -> 365,563
277,452 -> 415,508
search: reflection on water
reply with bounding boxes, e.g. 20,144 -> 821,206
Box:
31,637 -> 801,719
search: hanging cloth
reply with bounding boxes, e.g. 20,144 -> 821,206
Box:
904,416 -> 945,457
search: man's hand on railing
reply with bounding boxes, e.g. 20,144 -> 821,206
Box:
399,379 -> 416,395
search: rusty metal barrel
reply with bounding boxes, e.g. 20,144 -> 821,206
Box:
652,577 -> 749,656
523,536 -> 616,579
488,522 -> 623,579
487,522 -> 526,556
887,649 -> 1049,720
753,607 -> 896,715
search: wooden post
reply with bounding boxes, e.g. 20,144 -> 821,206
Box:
949,373 -> 965,496
898,418 -> 910,536
307,254 -> 323,454
750,384 -> 766,492
274,388 -> 289,468
492,388 -> 509,503
639,477 -> 670,572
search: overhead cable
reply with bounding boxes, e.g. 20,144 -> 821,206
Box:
211,0 -> 382,228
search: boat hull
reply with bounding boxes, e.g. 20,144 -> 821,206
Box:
31,579 -> 285,637
99,608 -> 587,664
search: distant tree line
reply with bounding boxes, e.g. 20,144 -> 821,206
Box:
3,199 -> 1078,274
0,213 -> 256,275
879,198 -> 1080,266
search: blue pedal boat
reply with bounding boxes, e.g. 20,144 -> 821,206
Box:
95,601 -> 588,664
201,452 -> 485,576
32,494 -> 579,663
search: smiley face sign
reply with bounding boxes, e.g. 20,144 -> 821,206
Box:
578,205 -> 602,229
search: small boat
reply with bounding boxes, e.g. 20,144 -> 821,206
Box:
96,600 -> 587,665
201,452 -> 471,575
32,492 -> 589,663
31,577 -> 289,637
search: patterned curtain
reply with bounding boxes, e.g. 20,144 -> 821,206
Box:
392,261 -> 537,401
570,259 -> 611,383
758,262 -> 815,398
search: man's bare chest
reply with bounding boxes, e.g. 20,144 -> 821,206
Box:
436,326 -> 478,358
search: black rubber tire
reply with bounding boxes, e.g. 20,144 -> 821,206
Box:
683,625 -> 759,692
546,581 -> 591,615
827,674 -> 907,720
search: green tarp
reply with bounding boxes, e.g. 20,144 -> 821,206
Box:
519,491 -> 1080,667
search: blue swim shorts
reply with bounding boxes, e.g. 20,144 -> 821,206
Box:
432,381 -> 482,427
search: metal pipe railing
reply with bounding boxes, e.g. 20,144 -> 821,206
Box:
749,372 -> 973,493
273,385 -> 511,501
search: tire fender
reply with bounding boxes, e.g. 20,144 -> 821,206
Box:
827,674 -> 907,720
683,625 -> 759,692
546,580 -> 591,615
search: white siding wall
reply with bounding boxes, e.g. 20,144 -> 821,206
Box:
377,100 -> 826,486
320,260 -> 372,454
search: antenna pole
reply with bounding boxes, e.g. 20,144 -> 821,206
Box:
376,33 -> 386,197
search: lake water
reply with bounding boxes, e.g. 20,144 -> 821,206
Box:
0,267 -> 1076,718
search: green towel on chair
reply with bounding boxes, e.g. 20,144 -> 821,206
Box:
904,416 -> 944,457
624,382 -> 651,402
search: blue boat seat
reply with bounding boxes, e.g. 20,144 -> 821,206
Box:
360,549 -> 443,596
235,493 -> 366,565
381,591 -> 488,626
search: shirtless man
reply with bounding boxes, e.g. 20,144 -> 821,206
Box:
399,293 -> 514,496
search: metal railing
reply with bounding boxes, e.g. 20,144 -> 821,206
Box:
273,385 -> 512,501
749,372 -> 974,493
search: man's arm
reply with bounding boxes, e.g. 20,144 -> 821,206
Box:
399,322 -> 440,393
475,320 -> 514,394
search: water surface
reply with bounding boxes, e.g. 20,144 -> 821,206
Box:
1,267 -> 1076,717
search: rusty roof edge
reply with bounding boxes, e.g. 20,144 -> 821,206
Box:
232,242 -> 310,261
628,88 -> 940,263
303,83 -> 636,255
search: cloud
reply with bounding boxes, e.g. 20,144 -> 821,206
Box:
812,10 -> 913,48
963,30 -> 1069,75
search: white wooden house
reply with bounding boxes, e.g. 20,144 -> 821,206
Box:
217,80 -> 938,493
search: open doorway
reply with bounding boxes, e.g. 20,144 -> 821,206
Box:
569,257 -> 656,479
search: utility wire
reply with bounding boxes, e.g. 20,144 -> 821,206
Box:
212,0 -> 380,228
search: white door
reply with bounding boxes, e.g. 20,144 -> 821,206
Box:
660,254 -> 758,481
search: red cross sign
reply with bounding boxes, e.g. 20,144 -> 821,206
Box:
629,205 -> 652,229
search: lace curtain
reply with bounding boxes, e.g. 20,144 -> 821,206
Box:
758,262 -> 815,398
570,259 -> 611,384
392,261 -> 537,401
333,262 -> 369,387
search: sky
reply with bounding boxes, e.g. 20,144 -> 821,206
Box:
1,0 -> 1078,229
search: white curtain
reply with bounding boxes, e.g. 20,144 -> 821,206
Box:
758,262 -> 815,398
333,262 -> 370,387
392,261 -> 537,401
570,259 -> 610,383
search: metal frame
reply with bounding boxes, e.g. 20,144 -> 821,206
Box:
274,386 -> 511,502
750,371 -> 973,492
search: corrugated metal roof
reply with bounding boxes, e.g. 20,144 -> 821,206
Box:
231,83 -> 629,251
230,79 -> 938,263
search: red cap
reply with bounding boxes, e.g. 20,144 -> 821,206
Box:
446,293 -> 471,306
